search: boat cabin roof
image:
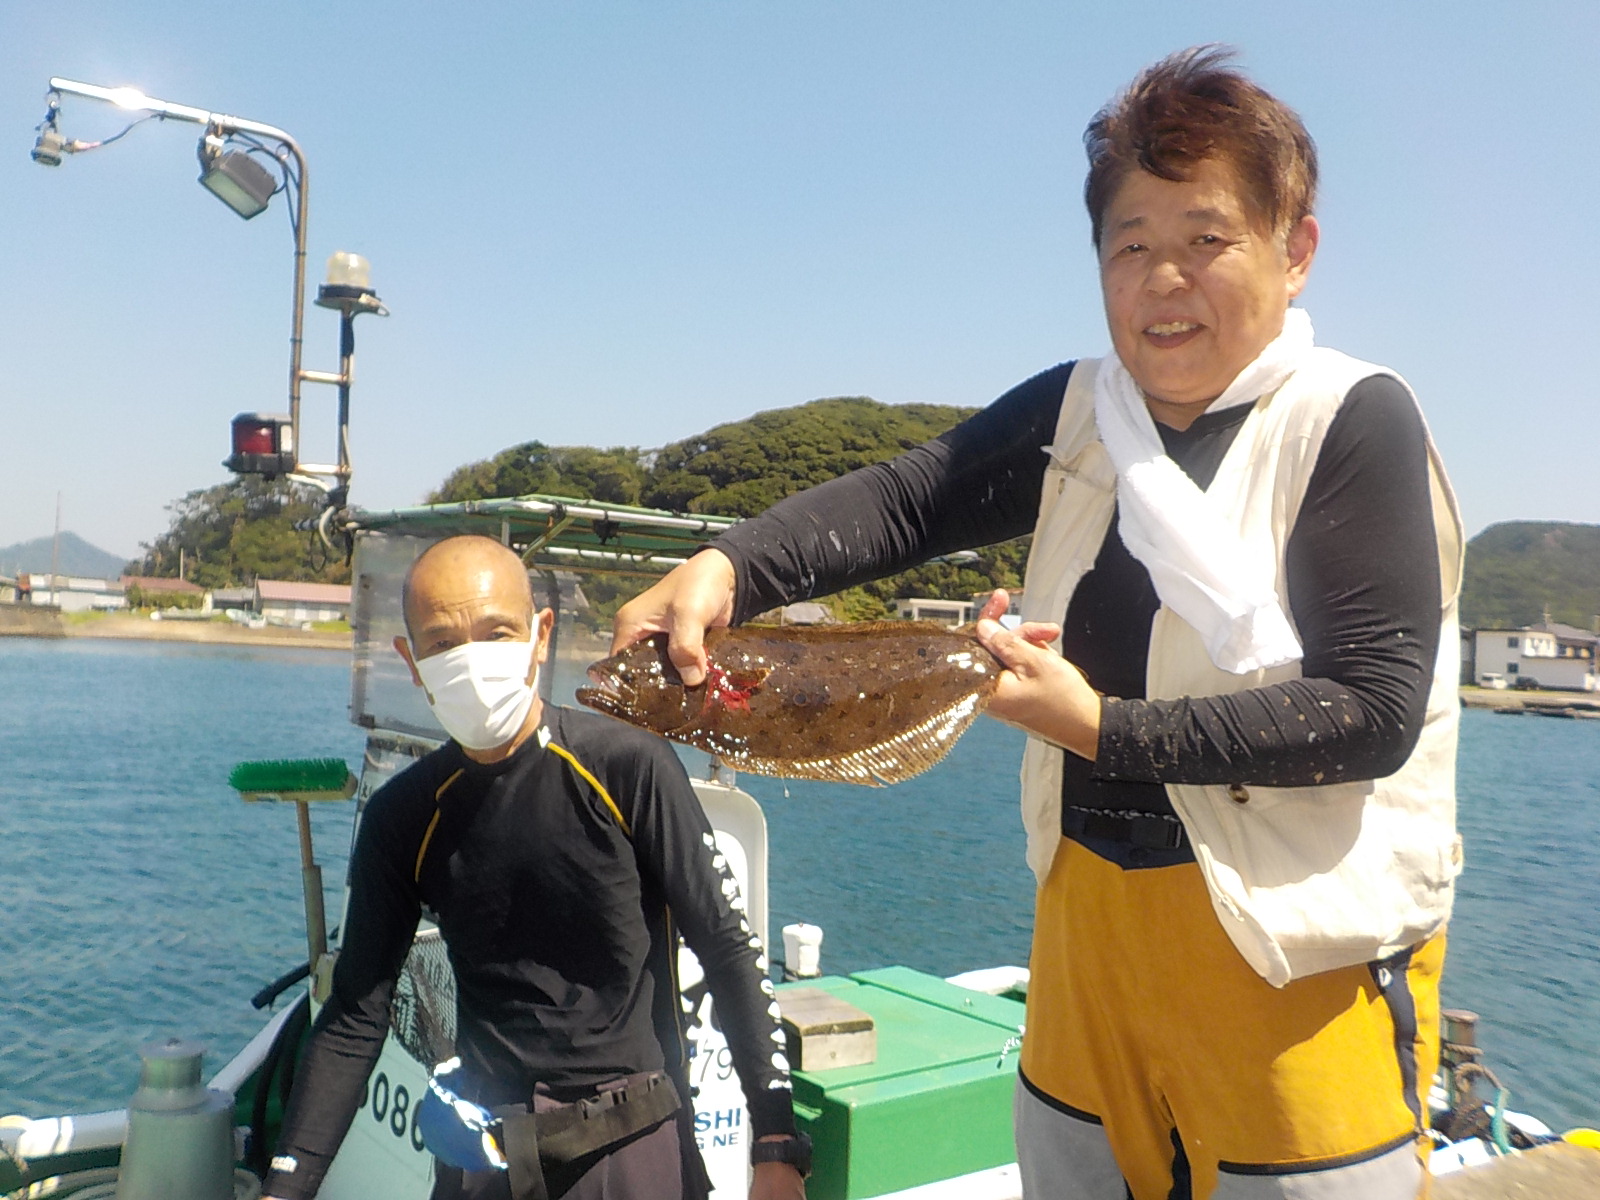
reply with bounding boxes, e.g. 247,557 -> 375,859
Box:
348,493 -> 739,577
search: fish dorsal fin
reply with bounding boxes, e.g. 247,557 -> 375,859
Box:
808,620 -> 967,636
713,687 -> 993,787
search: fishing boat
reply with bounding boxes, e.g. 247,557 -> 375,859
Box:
9,75 -> 1595,1200
6,495 -> 1597,1200
2,495 -> 1031,1200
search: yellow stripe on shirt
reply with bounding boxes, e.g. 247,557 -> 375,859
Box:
548,742 -> 632,837
414,768 -> 464,883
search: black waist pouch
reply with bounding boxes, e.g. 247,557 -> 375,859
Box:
494,1071 -> 682,1200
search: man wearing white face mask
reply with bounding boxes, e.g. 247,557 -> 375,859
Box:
263,536 -> 807,1200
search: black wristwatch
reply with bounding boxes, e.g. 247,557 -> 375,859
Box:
751,1132 -> 813,1178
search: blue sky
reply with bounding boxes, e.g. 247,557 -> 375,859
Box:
1,2 -> 1594,560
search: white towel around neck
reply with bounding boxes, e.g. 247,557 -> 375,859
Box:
1092,307 -> 1314,674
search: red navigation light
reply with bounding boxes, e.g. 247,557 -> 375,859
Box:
234,419 -> 276,455
226,412 -> 295,478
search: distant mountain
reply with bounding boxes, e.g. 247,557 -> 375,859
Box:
0,532 -> 130,580
1461,521 -> 1600,630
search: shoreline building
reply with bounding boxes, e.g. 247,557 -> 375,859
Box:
256,579 -> 352,625
1472,621 -> 1599,691
895,597 -> 975,626
893,590 -> 1028,629
22,574 -> 128,612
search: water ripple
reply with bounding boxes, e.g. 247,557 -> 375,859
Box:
1,642 -> 1595,1133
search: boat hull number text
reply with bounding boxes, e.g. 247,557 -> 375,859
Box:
359,1071 -> 428,1153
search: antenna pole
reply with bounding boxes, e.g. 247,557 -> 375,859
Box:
50,491 -> 61,591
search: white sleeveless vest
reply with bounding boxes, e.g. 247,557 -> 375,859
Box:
1018,352 -> 1465,986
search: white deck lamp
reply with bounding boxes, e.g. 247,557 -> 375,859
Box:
316,251 -> 386,316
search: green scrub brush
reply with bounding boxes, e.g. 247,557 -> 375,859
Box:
228,758 -> 357,802
228,758 -> 358,970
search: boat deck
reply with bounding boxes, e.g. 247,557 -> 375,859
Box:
1433,1142 -> 1600,1198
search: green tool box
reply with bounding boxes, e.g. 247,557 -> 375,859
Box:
778,966 -> 1025,1199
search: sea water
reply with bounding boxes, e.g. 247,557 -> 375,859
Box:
1,638 -> 1596,1133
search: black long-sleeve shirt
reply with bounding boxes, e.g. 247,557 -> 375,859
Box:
266,705 -> 793,1199
714,361 -> 1441,854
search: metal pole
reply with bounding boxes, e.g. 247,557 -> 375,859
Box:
333,310 -> 355,505
282,140 -> 310,482
295,799 -> 328,966
48,79 -> 312,479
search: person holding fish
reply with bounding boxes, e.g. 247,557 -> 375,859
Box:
264,535 -> 807,1200
609,47 -> 1461,1200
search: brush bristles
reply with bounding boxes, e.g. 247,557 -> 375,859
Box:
229,758 -> 356,800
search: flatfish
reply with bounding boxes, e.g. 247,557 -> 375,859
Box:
577,622 -> 1002,786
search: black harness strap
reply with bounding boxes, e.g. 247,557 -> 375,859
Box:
498,1108 -> 548,1200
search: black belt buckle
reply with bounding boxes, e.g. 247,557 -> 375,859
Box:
1063,806 -> 1187,851
576,1090 -> 617,1118
1128,814 -> 1185,851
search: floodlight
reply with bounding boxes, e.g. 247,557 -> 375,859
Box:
198,138 -> 277,219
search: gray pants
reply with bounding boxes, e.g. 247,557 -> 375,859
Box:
1014,1081 -> 1424,1200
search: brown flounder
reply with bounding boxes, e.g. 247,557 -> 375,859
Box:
577,622 -> 1002,786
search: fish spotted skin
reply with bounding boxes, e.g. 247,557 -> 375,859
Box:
576,621 -> 1002,786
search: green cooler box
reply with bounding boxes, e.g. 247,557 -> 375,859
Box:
777,966 -> 1025,1199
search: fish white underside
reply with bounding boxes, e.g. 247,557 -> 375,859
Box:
707,690 -> 990,786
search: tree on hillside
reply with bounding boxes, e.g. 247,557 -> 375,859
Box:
422,396 -> 1029,620
1462,521 -> 1600,628
644,397 -> 980,516
430,443 -> 647,505
133,477 -> 350,587
639,397 -> 1028,617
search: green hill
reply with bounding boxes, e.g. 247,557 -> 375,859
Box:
430,396 -> 984,516
1461,521 -> 1600,630
432,396 -> 1028,619
128,477 -> 352,588
135,394 -> 1598,631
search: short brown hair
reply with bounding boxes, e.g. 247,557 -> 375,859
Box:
1083,46 -> 1318,246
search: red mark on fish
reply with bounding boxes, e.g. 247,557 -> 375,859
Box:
706,663 -> 760,714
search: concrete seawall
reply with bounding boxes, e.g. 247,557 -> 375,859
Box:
1459,686 -> 1600,712
0,604 -> 64,638
0,609 -> 346,651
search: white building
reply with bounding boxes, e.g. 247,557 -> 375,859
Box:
21,574 -> 127,613
1472,623 -> 1598,691
895,597 -> 975,626
256,579 -> 353,625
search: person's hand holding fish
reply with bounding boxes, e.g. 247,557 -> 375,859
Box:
971,589 -> 1102,761
611,547 -> 739,687
599,565 -> 1104,783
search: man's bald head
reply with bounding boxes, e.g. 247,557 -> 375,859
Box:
395,535 -> 555,761
401,535 -> 538,651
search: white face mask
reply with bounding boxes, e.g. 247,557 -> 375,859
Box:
414,639 -> 540,751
